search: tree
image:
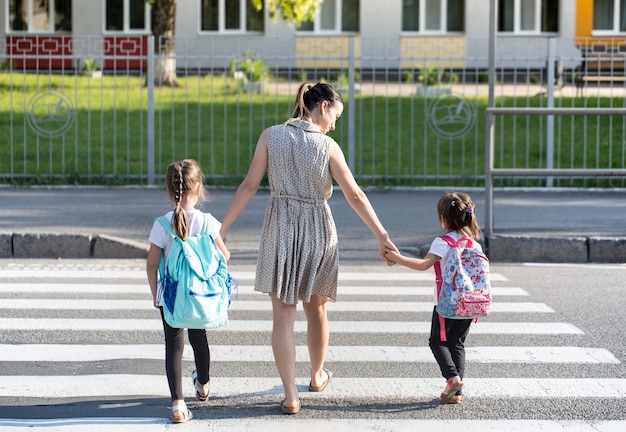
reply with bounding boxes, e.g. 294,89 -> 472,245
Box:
251,0 -> 321,27
147,0 -> 178,87
148,0 -> 322,87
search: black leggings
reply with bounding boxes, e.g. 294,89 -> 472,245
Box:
160,308 -> 211,401
428,306 -> 472,383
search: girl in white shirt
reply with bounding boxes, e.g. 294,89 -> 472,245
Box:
146,159 -> 230,423
384,191 -> 482,405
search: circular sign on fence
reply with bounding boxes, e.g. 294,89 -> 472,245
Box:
27,91 -> 75,138
427,95 -> 475,140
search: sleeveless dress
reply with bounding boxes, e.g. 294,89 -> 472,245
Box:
254,119 -> 339,305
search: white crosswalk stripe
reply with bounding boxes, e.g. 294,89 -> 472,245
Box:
1,298 -> 553,312
0,419 -> 624,432
2,375 -> 626,398
0,283 -> 530,296
0,262 -> 622,431
0,318 -> 584,333
0,344 -> 619,364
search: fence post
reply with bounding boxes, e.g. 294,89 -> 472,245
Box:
147,36 -> 155,186
546,37 -> 556,187
347,36 -> 356,172
485,0 -> 497,235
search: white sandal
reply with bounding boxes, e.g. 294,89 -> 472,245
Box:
170,403 -> 192,423
191,370 -> 210,401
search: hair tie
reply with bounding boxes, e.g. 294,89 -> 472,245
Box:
465,206 -> 473,214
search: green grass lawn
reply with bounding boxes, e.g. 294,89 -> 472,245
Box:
1,72 -> 624,187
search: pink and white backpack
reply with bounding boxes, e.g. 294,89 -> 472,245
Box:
434,235 -> 492,339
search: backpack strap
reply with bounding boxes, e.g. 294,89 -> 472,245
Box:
156,216 -> 174,284
200,212 -> 215,237
434,260 -> 447,342
157,215 -> 175,237
439,234 -> 474,249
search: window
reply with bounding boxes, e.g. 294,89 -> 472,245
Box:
297,0 -> 360,33
593,0 -> 626,33
8,0 -> 72,32
402,0 -> 464,33
106,0 -> 150,32
200,0 -> 264,32
498,0 -> 558,33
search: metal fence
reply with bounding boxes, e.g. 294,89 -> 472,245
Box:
1,35 -> 625,187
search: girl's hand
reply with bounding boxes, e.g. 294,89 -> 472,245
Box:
384,246 -> 401,264
379,239 -> 398,266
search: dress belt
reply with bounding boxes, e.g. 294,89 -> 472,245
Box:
270,193 -> 326,205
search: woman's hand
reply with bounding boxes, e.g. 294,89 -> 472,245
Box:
379,237 -> 399,266
384,246 -> 401,265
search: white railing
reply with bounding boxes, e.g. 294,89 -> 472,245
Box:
0,35 -> 625,189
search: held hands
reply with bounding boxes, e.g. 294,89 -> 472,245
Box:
383,246 -> 402,265
379,236 -> 399,266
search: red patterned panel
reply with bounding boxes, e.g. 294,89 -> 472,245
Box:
103,35 -> 148,70
6,35 -> 73,70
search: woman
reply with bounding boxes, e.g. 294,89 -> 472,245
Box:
220,82 -> 397,414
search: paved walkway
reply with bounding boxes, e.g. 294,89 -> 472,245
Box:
0,186 -> 624,263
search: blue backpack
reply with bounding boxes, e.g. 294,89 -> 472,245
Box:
157,214 -> 233,329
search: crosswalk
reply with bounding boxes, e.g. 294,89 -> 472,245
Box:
0,260 -> 624,431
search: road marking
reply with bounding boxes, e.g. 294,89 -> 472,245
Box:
0,318 -> 583,334
0,375 -> 623,398
0,270 -> 509,282
0,299 -> 553,313
0,419 -> 624,432
0,344 -> 618,364
0,284 -> 529,296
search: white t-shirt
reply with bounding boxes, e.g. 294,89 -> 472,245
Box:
149,209 -> 222,258
427,231 -> 483,304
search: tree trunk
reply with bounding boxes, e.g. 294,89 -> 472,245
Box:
152,0 -> 178,87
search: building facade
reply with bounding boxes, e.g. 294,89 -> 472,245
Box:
0,0 -> 623,73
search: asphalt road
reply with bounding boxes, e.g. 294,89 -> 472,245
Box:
1,186 -> 625,250
0,259 -> 624,431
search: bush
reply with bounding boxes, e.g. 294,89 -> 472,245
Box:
229,52 -> 270,82
418,68 -> 458,86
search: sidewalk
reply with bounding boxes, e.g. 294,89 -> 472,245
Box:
0,186 -> 624,263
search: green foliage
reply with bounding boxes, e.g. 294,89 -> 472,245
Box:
81,58 -> 99,72
251,0 -> 319,26
0,59 -> 15,71
418,67 -> 443,86
229,52 -> 270,82
335,70 -> 360,87
477,70 -> 499,84
418,67 -> 458,86
402,70 -> 415,83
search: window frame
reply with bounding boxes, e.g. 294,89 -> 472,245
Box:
498,0 -> 558,35
401,0 -> 464,34
104,0 -> 151,34
592,0 -> 626,35
6,0 -> 71,33
199,0 -> 264,34
296,0 -> 360,34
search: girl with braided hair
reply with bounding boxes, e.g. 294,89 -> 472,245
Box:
146,159 -> 229,423
384,191 -> 482,405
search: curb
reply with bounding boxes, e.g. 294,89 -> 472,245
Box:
1,233 -> 625,263
0,233 -> 148,259
486,234 -> 626,263
413,234 -> 626,264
